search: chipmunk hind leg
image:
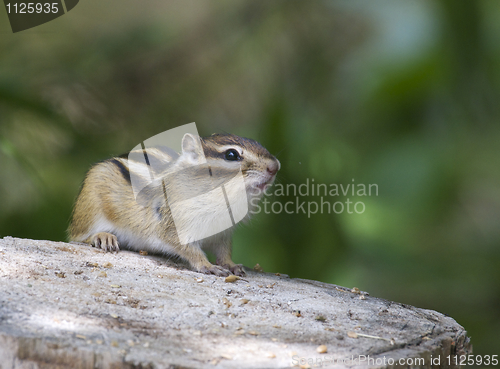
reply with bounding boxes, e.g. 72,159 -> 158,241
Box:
174,242 -> 231,277
210,239 -> 246,277
69,203 -> 121,252
86,232 -> 120,252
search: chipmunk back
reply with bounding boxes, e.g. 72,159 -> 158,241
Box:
68,133 -> 280,276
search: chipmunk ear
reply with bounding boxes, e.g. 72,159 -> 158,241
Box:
181,133 -> 205,164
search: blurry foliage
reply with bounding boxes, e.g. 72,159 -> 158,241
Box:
1,0 -> 499,356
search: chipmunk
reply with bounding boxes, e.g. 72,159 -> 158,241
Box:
68,133 -> 280,276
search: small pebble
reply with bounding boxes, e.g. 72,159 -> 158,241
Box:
225,275 -> 240,283
316,345 -> 327,354
253,263 -> 263,272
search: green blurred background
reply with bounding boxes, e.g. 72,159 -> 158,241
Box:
1,0 -> 499,358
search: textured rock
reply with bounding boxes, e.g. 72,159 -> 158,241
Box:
0,237 -> 471,368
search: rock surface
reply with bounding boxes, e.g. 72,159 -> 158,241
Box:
0,237 -> 471,368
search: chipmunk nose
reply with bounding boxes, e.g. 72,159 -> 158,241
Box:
267,162 -> 279,176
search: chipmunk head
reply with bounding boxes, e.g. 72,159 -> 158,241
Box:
195,133 -> 280,194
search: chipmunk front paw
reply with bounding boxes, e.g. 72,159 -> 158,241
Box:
229,264 -> 246,277
90,232 -> 119,252
199,264 -> 231,277
217,260 -> 246,277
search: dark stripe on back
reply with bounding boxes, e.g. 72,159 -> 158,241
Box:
110,159 -> 131,184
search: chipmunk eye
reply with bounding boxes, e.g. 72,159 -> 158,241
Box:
225,149 -> 240,161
